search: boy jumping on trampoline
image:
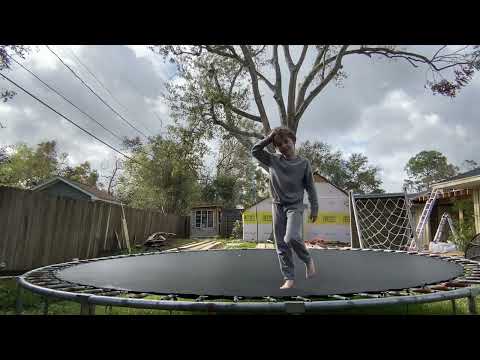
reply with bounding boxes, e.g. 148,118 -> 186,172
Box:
252,127 -> 318,289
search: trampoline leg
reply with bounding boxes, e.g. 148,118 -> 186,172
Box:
451,300 -> 457,315
79,296 -> 96,315
15,284 -> 23,315
80,303 -> 96,315
468,295 -> 477,315
43,298 -> 49,315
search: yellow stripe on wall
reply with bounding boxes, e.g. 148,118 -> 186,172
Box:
242,211 -> 272,224
307,212 -> 350,225
243,211 -> 349,225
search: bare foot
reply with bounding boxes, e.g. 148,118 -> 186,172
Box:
280,280 -> 295,289
306,259 -> 316,279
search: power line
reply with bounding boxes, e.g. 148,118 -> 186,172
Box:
66,47 -> 162,137
7,54 -> 126,144
66,47 -> 130,114
73,46 -> 167,134
0,71 -> 155,171
45,45 -> 150,140
7,54 -> 156,160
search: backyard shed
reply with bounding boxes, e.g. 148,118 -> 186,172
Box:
190,204 -> 242,238
242,173 -> 350,243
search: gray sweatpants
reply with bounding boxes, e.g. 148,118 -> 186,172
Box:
272,203 -> 311,280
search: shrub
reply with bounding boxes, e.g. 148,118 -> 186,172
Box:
231,220 -> 243,240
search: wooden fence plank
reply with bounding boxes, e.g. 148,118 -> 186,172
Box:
62,199 -> 77,262
70,199 -> 82,260
41,195 -> 57,266
0,188 -> 14,267
52,198 -> 67,264
78,200 -> 90,258
86,202 -> 98,259
25,192 -> 43,269
0,187 -> 189,271
92,203 -> 105,258
11,190 -> 28,270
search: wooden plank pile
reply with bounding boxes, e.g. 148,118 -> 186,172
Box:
143,232 -> 177,248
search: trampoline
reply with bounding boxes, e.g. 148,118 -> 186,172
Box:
17,248 -> 480,314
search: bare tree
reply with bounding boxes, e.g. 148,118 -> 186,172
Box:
101,158 -> 123,195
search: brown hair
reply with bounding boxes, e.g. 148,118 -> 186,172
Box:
272,127 -> 296,147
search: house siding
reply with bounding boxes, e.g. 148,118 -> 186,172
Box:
243,180 -> 350,243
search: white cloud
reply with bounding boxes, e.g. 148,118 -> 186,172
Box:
26,46 -> 59,72
331,85 -> 478,192
125,45 -> 173,82
0,102 -> 16,115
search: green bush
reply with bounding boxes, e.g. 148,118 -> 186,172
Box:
231,220 -> 243,240
447,200 -> 476,252
448,220 -> 476,252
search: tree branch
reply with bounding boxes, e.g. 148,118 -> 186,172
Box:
283,45 -> 295,70
209,104 -> 263,139
295,45 -> 349,124
205,45 -> 242,62
297,45 -> 309,68
255,71 -> 275,90
204,45 -> 275,90
210,65 -> 262,123
228,65 -> 243,97
272,45 -> 287,125
342,46 -> 474,71
284,45 -> 309,126
296,46 -> 332,111
224,104 -> 262,123
240,46 -> 271,134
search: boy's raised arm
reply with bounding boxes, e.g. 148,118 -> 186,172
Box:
251,132 -> 275,167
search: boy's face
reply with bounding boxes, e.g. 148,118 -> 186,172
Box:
275,135 -> 295,158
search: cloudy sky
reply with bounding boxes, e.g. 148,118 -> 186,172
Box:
0,45 -> 478,192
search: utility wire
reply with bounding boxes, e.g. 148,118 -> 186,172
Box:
67,47 -> 160,136
67,47 -> 130,114
0,71 -> 155,171
70,46 -> 167,134
7,53 -> 155,160
45,45 -> 150,140
7,54 -> 125,143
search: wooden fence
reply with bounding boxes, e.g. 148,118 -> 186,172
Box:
0,186 -> 190,272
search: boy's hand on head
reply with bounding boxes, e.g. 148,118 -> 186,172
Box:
267,129 -> 277,142
310,214 -> 317,223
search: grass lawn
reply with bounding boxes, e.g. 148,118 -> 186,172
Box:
2,237 -> 479,315
218,239 -> 259,250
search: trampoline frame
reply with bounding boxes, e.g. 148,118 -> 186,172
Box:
16,248 -> 480,315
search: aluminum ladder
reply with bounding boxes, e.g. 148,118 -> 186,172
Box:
432,212 -> 458,243
415,189 -> 441,240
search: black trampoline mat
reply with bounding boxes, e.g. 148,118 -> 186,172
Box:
56,249 -> 463,298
